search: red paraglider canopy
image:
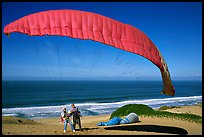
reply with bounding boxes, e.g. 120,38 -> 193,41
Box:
4,9 -> 175,96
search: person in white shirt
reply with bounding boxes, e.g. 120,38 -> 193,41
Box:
61,107 -> 75,133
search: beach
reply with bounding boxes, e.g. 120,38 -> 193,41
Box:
2,104 -> 202,135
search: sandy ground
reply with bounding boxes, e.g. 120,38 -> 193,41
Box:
2,105 -> 202,135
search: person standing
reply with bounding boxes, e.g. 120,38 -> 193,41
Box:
61,107 -> 75,133
70,104 -> 82,130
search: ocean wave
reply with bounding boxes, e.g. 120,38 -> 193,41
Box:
2,96 -> 202,119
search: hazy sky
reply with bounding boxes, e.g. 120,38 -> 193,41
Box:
2,2 -> 202,81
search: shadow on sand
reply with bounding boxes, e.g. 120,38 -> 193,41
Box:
75,127 -> 98,131
104,124 -> 188,135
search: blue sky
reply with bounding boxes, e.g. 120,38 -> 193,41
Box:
2,2 -> 202,81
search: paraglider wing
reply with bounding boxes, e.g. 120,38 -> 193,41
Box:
4,9 -> 175,96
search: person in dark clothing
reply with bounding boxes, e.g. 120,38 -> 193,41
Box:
70,104 -> 82,130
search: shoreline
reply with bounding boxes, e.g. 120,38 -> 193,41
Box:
2,104 -> 202,135
2,96 -> 202,120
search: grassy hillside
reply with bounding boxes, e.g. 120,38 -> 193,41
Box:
110,104 -> 202,123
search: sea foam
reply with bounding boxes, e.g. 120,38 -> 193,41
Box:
2,96 -> 202,119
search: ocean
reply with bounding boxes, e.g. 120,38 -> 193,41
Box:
2,80 -> 202,119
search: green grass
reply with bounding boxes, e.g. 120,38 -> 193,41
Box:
158,106 -> 181,110
110,104 -> 202,124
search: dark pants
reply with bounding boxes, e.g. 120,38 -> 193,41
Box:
73,118 -> 82,130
